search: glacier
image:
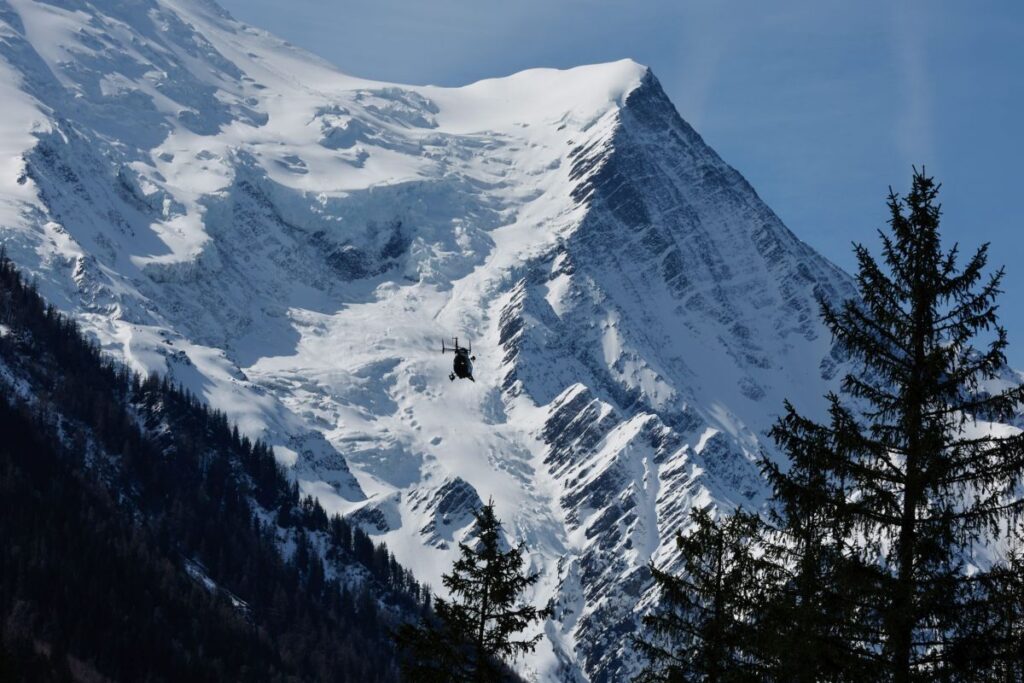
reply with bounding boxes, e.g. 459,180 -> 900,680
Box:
0,0 -> 976,680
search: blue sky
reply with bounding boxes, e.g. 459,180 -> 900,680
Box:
220,0 -> 1024,366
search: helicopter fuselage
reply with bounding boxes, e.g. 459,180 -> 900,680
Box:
443,337 -> 476,382
452,349 -> 474,381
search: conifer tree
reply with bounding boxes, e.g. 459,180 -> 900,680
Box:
760,421 -> 882,681
634,508 -> 772,683
394,500 -> 550,682
986,544 -> 1024,681
763,170 -> 1024,681
950,531 -> 1024,681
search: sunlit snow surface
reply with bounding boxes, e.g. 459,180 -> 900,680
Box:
1,1 -> 1016,680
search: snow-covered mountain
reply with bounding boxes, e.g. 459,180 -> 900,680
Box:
0,1 -> 868,680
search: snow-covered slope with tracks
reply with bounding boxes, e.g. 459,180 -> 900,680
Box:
0,1 -> 872,679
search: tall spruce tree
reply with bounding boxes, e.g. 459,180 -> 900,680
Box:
763,170 -> 1024,681
394,500 -> 549,682
634,508 -> 772,683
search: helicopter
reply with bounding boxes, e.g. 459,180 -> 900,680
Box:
442,337 -> 476,382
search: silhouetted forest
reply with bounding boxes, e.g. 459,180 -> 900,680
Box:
0,250 -> 428,681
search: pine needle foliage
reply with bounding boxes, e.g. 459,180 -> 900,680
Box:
634,508 -> 773,683
394,500 -> 550,682
760,422 -> 883,682
949,532 -> 1024,681
763,169 -> 1024,681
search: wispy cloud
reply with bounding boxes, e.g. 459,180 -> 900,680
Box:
670,2 -> 733,128
892,0 -> 933,168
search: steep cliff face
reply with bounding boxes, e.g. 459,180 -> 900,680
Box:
0,1 -> 867,679
497,71 -> 859,680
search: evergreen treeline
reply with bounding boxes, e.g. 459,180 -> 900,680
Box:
635,171 -> 1024,682
0,249 -> 426,681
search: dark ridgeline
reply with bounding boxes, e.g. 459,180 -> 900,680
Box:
634,171 -> 1024,682
0,249 -> 428,682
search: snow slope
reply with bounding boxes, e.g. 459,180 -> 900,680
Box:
0,0 -> 935,679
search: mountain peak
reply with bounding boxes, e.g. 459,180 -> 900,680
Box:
0,1 -> 857,681
422,58 -> 649,135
